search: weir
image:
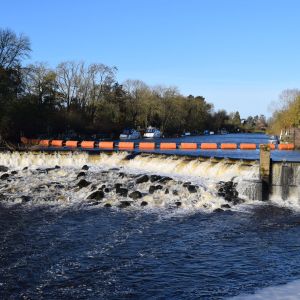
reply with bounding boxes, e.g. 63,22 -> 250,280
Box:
1,144 -> 299,202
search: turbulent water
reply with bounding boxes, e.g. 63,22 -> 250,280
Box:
1,151 -> 300,299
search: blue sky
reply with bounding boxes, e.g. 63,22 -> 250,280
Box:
1,0 -> 299,117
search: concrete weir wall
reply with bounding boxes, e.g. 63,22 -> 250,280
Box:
259,145 -> 300,200
271,162 -> 300,200
259,145 -> 271,200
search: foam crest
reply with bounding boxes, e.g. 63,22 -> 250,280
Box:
231,279 -> 300,299
0,151 -> 259,182
0,151 -> 90,169
96,153 -> 259,182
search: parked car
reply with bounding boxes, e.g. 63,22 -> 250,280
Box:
143,127 -> 161,138
119,129 -> 141,140
220,129 -> 228,135
181,131 -> 191,137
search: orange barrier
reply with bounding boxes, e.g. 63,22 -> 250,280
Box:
21,138 -> 41,145
278,143 -> 295,150
81,141 -> 95,148
30,139 -> 40,145
51,140 -> 63,147
118,142 -> 135,149
65,140 -> 78,148
220,143 -> 237,150
139,142 -> 155,150
180,143 -> 197,149
260,144 -> 276,150
39,140 -> 50,147
160,143 -> 177,150
268,144 -> 276,150
200,143 -> 218,150
240,143 -> 256,150
259,143 -> 276,150
99,141 -> 114,149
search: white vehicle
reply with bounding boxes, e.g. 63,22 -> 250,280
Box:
181,132 -> 191,137
143,127 -> 161,138
119,129 -> 141,140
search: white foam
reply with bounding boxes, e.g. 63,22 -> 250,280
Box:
0,151 -> 259,184
0,151 -> 262,211
0,151 -> 90,169
231,279 -> 300,300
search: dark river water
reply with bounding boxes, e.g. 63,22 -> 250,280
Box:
2,204 -> 300,299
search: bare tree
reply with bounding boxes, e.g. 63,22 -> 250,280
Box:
56,61 -> 117,113
152,85 -> 180,132
0,28 -> 31,69
23,62 -> 57,104
55,61 -> 81,109
84,63 -> 117,107
122,79 -> 151,127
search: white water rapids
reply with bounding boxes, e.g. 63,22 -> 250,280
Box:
0,151 -> 298,212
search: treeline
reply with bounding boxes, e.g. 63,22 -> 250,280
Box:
0,28 -> 265,143
269,89 -> 300,134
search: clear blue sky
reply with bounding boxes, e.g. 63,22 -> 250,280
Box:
1,0 -> 299,117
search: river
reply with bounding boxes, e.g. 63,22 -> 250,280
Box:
0,134 -> 300,299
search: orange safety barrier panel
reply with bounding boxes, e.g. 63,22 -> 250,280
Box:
160,143 -> 177,150
220,143 -> 237,150
39,140 -> 50,147
139,142 -> 155,149
278,143 -> 295,150
51,140 -> 63,147
259,144 -> 276,150
118,142 -> 135,149
180,143 -> 197,149
23,138 -> 39,145
66,140 -> 78,148
30,139 -> 40,145
81,141 -> 95,148
200,143 -> 218,150
99,141 -> 114,149
240,143 -> 256,150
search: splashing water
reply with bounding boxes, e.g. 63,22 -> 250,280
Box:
0,151 -> 263,213
1,151 -> 299,211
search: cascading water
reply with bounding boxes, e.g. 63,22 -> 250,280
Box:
0,151 -> 263,212
0,151 -> 90,169
0,152 -> 299,211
